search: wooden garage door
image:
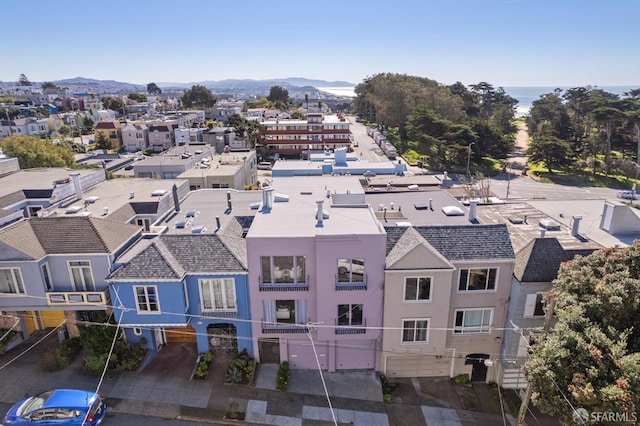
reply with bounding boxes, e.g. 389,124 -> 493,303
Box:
23,311 -> 39,334
385,355 -> 450,378
40,310 -> 67,328
165,326 -> 196,343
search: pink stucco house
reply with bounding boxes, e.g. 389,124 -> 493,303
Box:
247,176 -> 386,371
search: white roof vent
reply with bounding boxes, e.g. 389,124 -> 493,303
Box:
539,219 -> 561,230
79,211 -> 92,217
151,189 -> 167,196
191,225 -> 205,233
441,206 -> 465,216
85,196 -> 100,203
185,210 -> 199,218
274,192 -> 290,202
66,205 -> 82,214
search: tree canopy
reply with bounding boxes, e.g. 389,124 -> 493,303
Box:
353,73 -> 517,171
146,82 -> 162,95
17,73 -> 32,86
181,85 -> 217,109
0,135 -> 75,168
101,96 -> 126,114
524,244 -> 640,423
267,85 -> 290,109
127,92 -> 147,103
527,86 -> 640,174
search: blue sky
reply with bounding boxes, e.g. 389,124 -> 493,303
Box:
2,0 -> 639,87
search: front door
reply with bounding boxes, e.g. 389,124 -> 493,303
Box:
154,328 -> 165,351
465,353 -> 489,382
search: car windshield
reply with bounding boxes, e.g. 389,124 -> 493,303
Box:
19,391 -> 54,415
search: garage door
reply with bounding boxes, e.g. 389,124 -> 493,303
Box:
165,326 -> 197,343
40,310 -> 67,328
288,340 -> 327,370
23,311 -> 39,334
385,355 -> 450,378
336,341 -> 376,370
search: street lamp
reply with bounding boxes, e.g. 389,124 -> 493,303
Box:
466,142 -> 475,180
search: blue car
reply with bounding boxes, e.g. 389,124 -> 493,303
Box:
2,389 -> 107,425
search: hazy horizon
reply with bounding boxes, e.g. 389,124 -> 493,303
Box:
2,0 -> 639,88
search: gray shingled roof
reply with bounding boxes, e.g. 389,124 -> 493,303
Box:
386,224 -> 515,261
514,237 -> 597,282
108,234 -> 246,280
29,217 -> 141,254
0,217 -> 140,259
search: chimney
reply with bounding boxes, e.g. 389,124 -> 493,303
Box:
129,192 -> 135,199
70,172 -> 82,200
469,200 -> 478,222
390,202 -> 394,211
540,229 -> 546,238
429,198 -> 433,211
316,200 -> 324,227
262,188 -> 274,211
571,216 -> 582,237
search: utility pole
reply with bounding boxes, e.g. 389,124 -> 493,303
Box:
517,297 -> 556,425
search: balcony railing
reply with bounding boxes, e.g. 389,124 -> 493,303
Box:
200,309 -> 238,318
46,289 -> 109,306
335,318 -> 367,335
335,281 -> 367,291
261,319 -> 309,334
259,275 -> 309,292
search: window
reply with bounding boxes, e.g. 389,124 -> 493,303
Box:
41,263 -> 53,291
0,268 -> 25,294
136,218 -> 151,232
337,304 -> 363,326
523,293 -> 546,318
69,261 -> 95,291
135,286 -> 159,313
261,256 -> 306,284
404,277 -> 431,301
402,319 -> 429,343
199,278 -> 236,311
458,268 -> 497,291
133,327 -> 142,336
454,309 -> 492,334
263,299 -> 308,326
337,258 -> 364,283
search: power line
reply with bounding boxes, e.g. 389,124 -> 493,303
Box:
307,326 -> 337,426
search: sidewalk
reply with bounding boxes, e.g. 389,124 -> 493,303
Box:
0,333 -> 556,425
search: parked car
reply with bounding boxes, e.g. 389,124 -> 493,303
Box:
2,389 -> 107,425
257,161 -> 272,170
617,190 -> 636,200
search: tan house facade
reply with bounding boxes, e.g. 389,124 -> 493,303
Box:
381,225 -> 515,382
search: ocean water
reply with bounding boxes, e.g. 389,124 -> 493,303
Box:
318,85 -> 640,117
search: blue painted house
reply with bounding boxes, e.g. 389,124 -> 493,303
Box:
107,232 -> 251,358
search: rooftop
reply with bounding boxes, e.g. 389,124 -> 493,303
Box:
247,176 -> 385,238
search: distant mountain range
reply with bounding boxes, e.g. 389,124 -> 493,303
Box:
46,76 -> 355,93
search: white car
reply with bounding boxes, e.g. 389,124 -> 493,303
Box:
617,190 -> 636,200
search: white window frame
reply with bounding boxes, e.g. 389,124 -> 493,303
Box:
199,278 -> 236,312
401,318 -> 430,343
41,263 -> 53,291
133,327 -> 143,336
453,308 -> 493,334
403,276 -> 432,302
337,304 -> 363,326
337,258 -> 365,283
134,285 -> 160,314
458,268 -> 498,292
68,261 -> 95,291
0,268 -> 25,294
523,293 -> 545,318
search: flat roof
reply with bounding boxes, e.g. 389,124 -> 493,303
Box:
248,176 -> 384,238
0,168 -> 98,199
365,190 -> 474,227
262,114 -> 349,125
475,201 -> 603,252
162,189 -> 261,235
56,178 -> 187,219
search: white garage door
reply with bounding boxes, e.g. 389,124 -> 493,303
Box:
385,355 -> 450,378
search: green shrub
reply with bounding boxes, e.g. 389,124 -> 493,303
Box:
55,337 -> 82,369
276,361 -> 289,392
193,352 -> 214,380
383,393 -> 392,404
454,373 -> 471,385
